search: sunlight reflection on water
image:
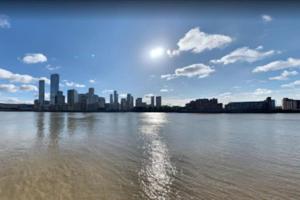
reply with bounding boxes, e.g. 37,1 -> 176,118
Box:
138,113 -> 176,200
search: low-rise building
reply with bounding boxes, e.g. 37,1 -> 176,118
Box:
225,97 -> 275,113
282,98 -> 300,111
185,98 -> 223,112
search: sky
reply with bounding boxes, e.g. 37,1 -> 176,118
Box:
0,1 -> 300,106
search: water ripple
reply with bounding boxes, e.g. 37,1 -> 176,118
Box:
138,113 -> 176,200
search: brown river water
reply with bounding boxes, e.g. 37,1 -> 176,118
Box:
0,112 -> 299,200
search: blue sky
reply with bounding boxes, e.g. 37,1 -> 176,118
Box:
0,3 -> 300,106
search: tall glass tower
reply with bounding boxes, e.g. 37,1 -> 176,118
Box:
50,74 -> 59,105
38,80 -> 45,105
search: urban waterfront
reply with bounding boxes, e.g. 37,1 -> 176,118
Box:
0,112 -> 300,199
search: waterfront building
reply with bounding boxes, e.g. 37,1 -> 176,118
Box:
282,98 -> 300,111
67,89 -> 78,110
225,97 -> 275,112
50,74 -> 59,105
110,94 -> 113,104
78,94 -> 88,111
55,91 -> 65,105
120,98 -> 127,111
135,97 -> 147,108
150,96 -> 155,107
126,93 -> 134,110
113,90 -> 118,104
129,95 -> 134,109
112,90 -> 119,110
87,88 -> 98,105
67,89 -> 78,105
38,80 -> 45,105
185,98 -> 223,113
156,96 -> 162,108
98,97 -> 106,109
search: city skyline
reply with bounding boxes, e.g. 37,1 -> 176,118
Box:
34,72 -> 163,112
1,2 -> 300,106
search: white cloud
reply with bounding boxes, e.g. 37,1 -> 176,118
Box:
63,80 -> 85,88
0,97 -> 32,104
0,15 -> 10,28
19,84 -> 38,92
163,97 -> 194,106
89,79 -> 96,83
0,84 -> 18,93
119,93 -> 127,98
0,67 -> 49,84
216,88 -> 277,105
262,14 -> 272,22
167,27 -> 232,57
253,58 -> 300,73
160,88 -> 173,93
211,46 -> 277,65
218,92 -> 232,97
281,80 -> 300,88
160,74 -> 177,81
22,53 -> 47,64
269,70 -> 298,81
161,63 -> 215,80
253,88 -> 272,95
144,93 -> 155,98
102,89 -> 113,94
46,64 -> 60,71
0,83 -> 38,93
39,77 -> 50,84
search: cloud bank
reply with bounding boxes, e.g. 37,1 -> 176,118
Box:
269,70 -> 298,81
253,58 -> 300,73
262,14 -> 272,22
167,27 -> 232,57
22,53 -> 47,64
211,46 -> 277,65
161,63 -> 215,80
0,15 -> 10,28
0,68 -> 50,84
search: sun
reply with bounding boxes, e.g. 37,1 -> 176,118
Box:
149,47 -> 165,59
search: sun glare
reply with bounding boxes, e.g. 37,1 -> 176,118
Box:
150,47 -> 165,59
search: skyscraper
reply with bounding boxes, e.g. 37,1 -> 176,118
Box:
135,98 -> 143,107
38,80 -> 45,105
110,94 -> 113,104
88,88 -> 94,96
126,93 -> 134,110
50,74 -> 59,105
87,88 -> 97,105
150,96 -> 155,107
55,91 -> 65,105
113,90 -> 118,104
67,89 -> 78,106
130,95 -> 134,109
156,96 -> 162,108
120,98 -> 127,111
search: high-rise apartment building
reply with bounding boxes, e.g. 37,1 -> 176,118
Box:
150,96 -> 155,107
55,91 -> 65,105
126,93 -> 134,110
67,89 -> 78,106
113,90 -> 118,104
50,74 -> 59,105
38,80 -> 45,105
156,96 -> 162,108
282,98 -> 300,111
110,94 -> 113,104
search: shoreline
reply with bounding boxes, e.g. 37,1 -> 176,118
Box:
1,110 -> 300,114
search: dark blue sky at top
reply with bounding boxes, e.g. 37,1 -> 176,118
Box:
0,1 -> 300,105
